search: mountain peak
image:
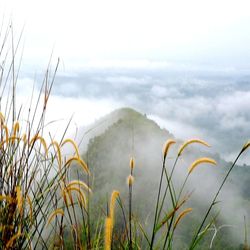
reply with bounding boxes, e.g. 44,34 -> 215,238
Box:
77,107 -> 173,153
105,107 -> 172,135
110,107 -> 145,118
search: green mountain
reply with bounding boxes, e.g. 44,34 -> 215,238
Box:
85,107 -> 174,193
81,107 -> 250,249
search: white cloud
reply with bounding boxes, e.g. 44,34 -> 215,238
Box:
151,85 -> 168,98
44,96 -> 121,140
106,76 -> 149,86
149,114 -> 206,139
13,77 -> 122,140
217,91 -> 250,117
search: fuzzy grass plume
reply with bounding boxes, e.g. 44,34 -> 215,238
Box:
104,190 -> 120,250
178,139 -> 210,157
188,158 -> 217,174
0,22 -> 91,249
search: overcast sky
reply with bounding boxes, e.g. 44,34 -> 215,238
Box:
2,0 -> 250,68
1,0 -> 250,162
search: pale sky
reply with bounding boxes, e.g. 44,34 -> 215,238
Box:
2,0 -> 250,69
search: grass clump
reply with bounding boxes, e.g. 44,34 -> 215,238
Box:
0,23 -> 91,249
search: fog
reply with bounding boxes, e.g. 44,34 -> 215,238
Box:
0,0 -> 250,247
83,108 -> 250,248
14,61 -> 250,166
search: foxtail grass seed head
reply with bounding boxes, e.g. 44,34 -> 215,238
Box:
47,209 -> 64,226
61,138 -> 80,158
110,191 -> 119,222
62,189 -> 69,207
65,156 -> 90,175
3,125 -> 9,143
67,180 -> 91,193
242,141 -> 250,153
0,112 -> 5,124
178,139 -> 210,156
188,158 -> 217,174
13,121 -> 20,137
163,139 -> 176,159
105,217 -> 112,250
130,157 -> 135,170
65,186 -> 87,208
127,175 -> 134,186
9,136 -> 21,144
16,186 -> 23,215
22,133 -> 27,144
174,208 -> 192,230
0,194 -> 14,203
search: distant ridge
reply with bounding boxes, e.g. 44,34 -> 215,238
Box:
83,106 -> 176,196
72,106 -> 250,249
76,107 -> 173,152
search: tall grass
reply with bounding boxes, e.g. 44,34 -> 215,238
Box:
0,22 -> 92,249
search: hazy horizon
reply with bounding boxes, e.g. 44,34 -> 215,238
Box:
1,0 -> 250,163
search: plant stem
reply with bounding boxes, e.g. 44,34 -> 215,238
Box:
189,149 -> 244,249
150,157 -> 166,249
129,182 -> 133,250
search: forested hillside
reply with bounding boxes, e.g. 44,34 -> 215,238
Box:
81,107 -> 250,249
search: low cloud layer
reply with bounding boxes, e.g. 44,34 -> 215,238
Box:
18,61 -> 250,163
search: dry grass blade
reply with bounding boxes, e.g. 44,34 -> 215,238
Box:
178,139 -> 210,156
22,133 -> 27,144
62,188 -> 69,207
26,195 -> 33,221
156,194 -> 191,232
49,140 -> 62,168
173,208 -> 192,230
188,158 -> 217,174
